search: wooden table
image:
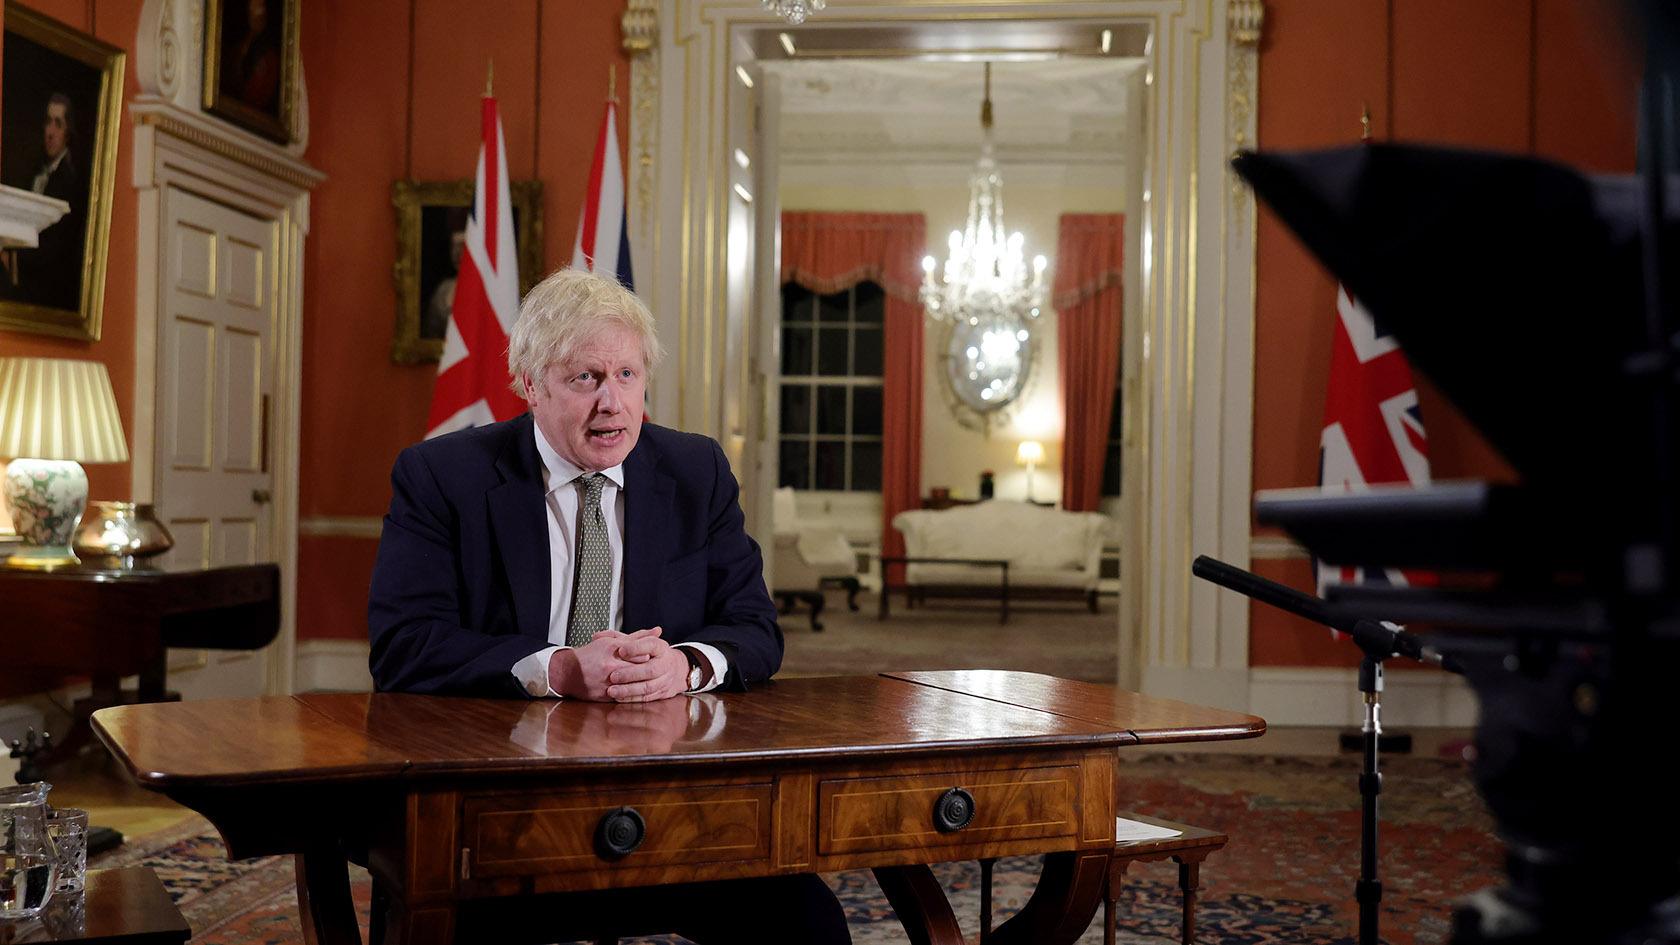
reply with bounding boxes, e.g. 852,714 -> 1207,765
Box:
878,555 -> 1012,623
0,867 -> 190,944
0,563 -> 280,712
92,671 -> 1264,944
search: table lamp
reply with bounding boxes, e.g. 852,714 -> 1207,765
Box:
1015,439 -> 1045,502
0,357 -> 129,569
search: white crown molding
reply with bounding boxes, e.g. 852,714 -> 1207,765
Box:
0,186 -> 69,249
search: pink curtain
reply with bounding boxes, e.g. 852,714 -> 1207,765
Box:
779,212 -> 926,576
1055,213 -> 1125,512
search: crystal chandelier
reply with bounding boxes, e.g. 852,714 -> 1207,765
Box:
920,63 -> 1049,333
762,0 -> 824,25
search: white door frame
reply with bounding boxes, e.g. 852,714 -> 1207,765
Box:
625,0 -> 1264,710
130,0 -> 323,696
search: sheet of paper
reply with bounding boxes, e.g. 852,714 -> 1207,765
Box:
1115,817 -> 1183,842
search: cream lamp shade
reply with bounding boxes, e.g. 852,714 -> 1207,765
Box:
0,357 -> 129,569
1015,440 -> 1045,467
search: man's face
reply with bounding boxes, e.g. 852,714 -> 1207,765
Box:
42,102 -> 67,159
523,324 -> 646,472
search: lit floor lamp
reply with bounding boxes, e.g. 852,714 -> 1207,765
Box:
1016,439 -> 1045,503
0,357 -> 129,570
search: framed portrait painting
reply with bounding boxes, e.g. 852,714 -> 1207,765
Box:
390,179 -> 545,364
202,0 -> 300,143
0,3 -> 125,341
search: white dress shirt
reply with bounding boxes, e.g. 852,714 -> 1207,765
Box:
510,424 -> 728,697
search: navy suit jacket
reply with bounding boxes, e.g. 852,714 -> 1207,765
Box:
367,414 -> 783,697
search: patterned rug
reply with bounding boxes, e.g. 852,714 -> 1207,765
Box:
88,752 -> 1501,944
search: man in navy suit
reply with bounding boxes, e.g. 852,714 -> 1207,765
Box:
368,269 -> 849,943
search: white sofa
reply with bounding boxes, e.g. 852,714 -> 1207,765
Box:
890,501 -> 1109,613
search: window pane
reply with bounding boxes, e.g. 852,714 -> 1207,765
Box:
814,440 -> 847,490
818,289 -> 850,323
1103,444 -> 1121,496
782,283 -> 814,323
851,440 -> 882,492
852,386 -> 882,436
816,385 -> 848,435
853,327 -> 883,377
780,439 -> 812,489
782,326 -> 813,376
817,328 -> 849,375
854,282 -> 884,324
780,385 -> 811,435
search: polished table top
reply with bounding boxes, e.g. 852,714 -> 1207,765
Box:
92,671 -> 1266,788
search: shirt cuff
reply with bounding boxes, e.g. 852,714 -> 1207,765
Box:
512,645 -> 566,698
672,642 -> 728,693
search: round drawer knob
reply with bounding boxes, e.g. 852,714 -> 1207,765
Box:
934,787 -> 975,833
595,806 -> 646,858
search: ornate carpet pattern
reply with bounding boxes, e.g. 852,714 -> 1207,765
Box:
89,752 -> 1501,944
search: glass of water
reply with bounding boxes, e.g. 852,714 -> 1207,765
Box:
46,807 -> 89,894
0,782 -> 56,918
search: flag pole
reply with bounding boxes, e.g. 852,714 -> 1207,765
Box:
608,63 -> 619,105
485,60 -> 494,97
1360,102 -> 1372,143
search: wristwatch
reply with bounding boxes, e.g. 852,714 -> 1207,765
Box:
680,647 -> 706,692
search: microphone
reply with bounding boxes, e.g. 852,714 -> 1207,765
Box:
1191,555 -> 1458,672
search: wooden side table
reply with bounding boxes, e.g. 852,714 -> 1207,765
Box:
0,867 -> 189,944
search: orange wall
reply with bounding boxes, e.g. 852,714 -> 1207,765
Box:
295,0 -> 629,641
0,1 -> 142,505
1249,0 -> 1638,666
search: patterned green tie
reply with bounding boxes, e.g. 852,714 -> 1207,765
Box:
566,474 -> 612,647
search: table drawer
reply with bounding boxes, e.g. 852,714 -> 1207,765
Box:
817,764 -> 1080,856
462,782 -> 772,879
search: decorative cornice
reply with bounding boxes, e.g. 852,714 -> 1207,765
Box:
623,0 -> 657,55
131,99 -> 324,191
1229,0 -> 1264,47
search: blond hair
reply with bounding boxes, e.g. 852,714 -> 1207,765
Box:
506,269 -> 663,394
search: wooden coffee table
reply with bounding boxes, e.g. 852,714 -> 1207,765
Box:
92,671 -> 1264,944
878,555 -> 1012,622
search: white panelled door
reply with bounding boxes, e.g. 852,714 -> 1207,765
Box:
153,186 -> 277,698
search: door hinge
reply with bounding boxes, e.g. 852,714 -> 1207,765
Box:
460,847 -> 471,880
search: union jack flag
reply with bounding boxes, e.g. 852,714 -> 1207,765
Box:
1316,285 -> 1432,596
425,94 -> 526,440
571,99 -> 634,289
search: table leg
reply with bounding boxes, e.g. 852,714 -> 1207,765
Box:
879,581 -> 891,619
1176,857 -> 1203,944
873,865 -> 967,945
294,849 -> 362,945
987,851 -> 1111,945
980,856 -> 996,943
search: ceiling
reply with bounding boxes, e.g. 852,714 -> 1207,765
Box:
767,58 -> 1142,178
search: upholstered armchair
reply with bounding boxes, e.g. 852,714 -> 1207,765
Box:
770,487 -> 861,631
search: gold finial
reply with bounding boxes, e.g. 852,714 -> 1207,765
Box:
980,62 -> 993,131
1360,102 -> 1372,142
609,63 -> 618,104
485,60 -> 494,97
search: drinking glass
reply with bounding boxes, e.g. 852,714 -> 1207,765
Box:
0,782 -> 56,919
45,808 -> 88,894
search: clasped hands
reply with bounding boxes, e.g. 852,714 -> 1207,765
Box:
546,626 -> 700,702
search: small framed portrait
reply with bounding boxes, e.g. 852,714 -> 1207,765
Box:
0,3 -> 124,341
202,0 -> 299,143
390,179 -> 545,364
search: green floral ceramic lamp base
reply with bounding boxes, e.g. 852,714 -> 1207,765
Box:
2,458 -> 87,570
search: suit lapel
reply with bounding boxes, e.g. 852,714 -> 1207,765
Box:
488,415 -> 551,640
621,437 -> 675,633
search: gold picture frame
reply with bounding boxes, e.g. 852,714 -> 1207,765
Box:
0,3 -> 125,341
391,179 -> 545,365
202,0 -> 299,143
